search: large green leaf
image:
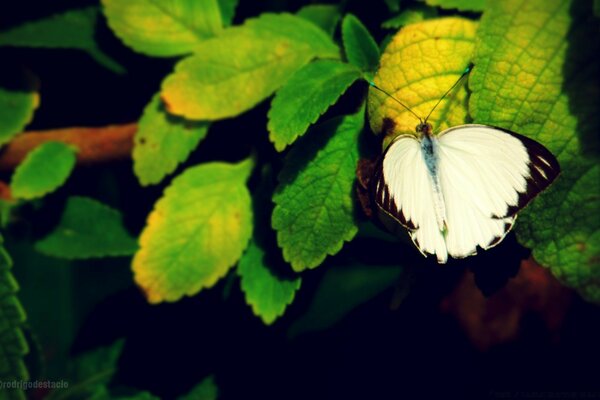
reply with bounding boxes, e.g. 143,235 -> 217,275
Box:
0,67 -> 38,146
102,0 -> 223,57
341,14 -> 380,73
368,18 -> 477,147
161,13 -> 340,120
10,141 -> 77,200
268,60 -> 361,151
35,197 -> 138,259
133,159 -> 254,303
272,109 -> 364,272
0,242 -> 28,400
238,241 -> 301,325
296,4 -> 341,36
0,7 -> 123,73
424,0 -> 486,12
133,94 -> 209,186
289,261 -> 405,337
470,0 -> 600,302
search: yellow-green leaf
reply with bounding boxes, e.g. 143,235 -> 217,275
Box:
0,67 -> 38,146
238,241 -> 301,325
161,13 -> 339,120
133,160 -> 254,303
382,6 -> 439,29
102,0 -> 223,57
268,60 -> 361,151
470,0 -> 600,302
35,196 -> 138,259
10,141 -> 77,200
133,94 -> 209,186
272,109 -> 364,271
424,0 -> 485,12
368,18 -> 477,147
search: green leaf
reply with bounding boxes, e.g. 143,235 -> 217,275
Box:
0,241 -> 29,400
368,18 -> 477,147
341,14 -> 380,72
272,109 -> 364,271
296,4 -> 341,36
238,241 -> 301,325
89,387 -> 160,400
161,13 -> 340,120
10,141 -> 77,200
218,0 -> 238,26
383,0 -> 401,12
102,0 -> 223,57
382,6 -> 439,29
47,339 -> 124,400
0,66 -> 38,146
0,7 -> 124,74
179,375 -> 218,400
35,196 -> 138,259
470,0 -> 600,302
424,0 -> 486,12
133,94 -> 209,186
268,60 -> 361,151
289,261 -> 405,337
133,159 -> 254,303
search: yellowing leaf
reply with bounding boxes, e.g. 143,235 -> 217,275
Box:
368,18 -> 477,146
10,142 -> 77,200
272,109 -> 364,271
161,13 -> 339,120
470,0 -> 600,302
133,94 -> 209,186
102,0 -> 223,57
133,160 -> 254,303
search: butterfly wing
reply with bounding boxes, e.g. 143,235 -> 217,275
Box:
372,135 -> 449,263
437,124 -> 560,258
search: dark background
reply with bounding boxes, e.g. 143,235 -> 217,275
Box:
2,1 -> 599,399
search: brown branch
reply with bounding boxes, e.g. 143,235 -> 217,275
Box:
0,123 -> 137,171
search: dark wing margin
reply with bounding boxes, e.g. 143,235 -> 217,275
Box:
492,126 -> 561,218
369,135 -> 418,230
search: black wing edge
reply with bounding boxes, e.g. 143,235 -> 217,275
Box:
490,126 -> 561,218
369,136 -> 418,230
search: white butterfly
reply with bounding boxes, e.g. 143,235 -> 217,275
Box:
367,69 -> 560,263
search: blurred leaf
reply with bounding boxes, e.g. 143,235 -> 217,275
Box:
133,94 -> 209,186
368,18 -> 476,146
161,13 -> 340,120
238,241 -> 301,325
179,375 -> 218,400
0,241 -> 29,400
470,0 -> 600,302
102,0 -> 222,57
47,339 -> 124,400
133,159 -> 253,303
383,0 -> 401,12
341,14 -> 380,73
268,60 -> 361,151
218,0 -> 238,26
424,0 -> 486,12
35,196 -> 137,259
289,261 -> 404,337
0,67 -> 38,146
382,6 -> 439,29
89,387 -> 160,400
272,109 -> 363,272
296,4 -> 341,36
10,142 -> 77,200
0,7 -> 124,73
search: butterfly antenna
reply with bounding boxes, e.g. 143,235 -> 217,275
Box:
368,81 -> 423,123
424,63 -> 473,123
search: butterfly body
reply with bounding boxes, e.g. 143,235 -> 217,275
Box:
371,124 -> 560,263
